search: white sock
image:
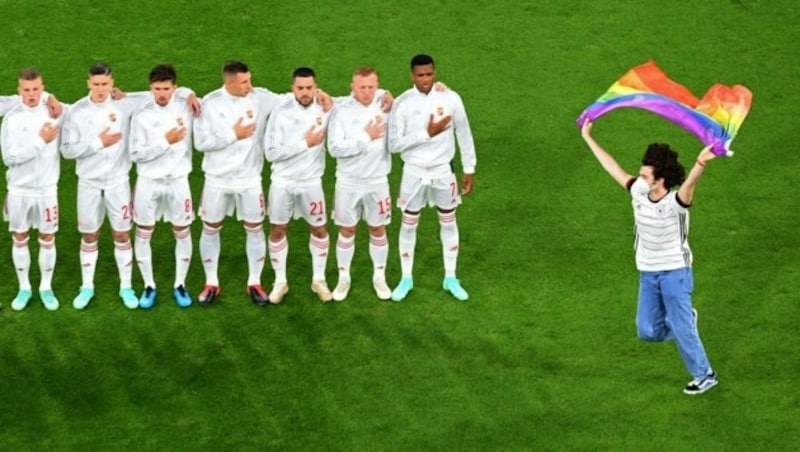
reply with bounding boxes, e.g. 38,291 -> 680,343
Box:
438,211 -> 459,278
369,233 -> 388,281
135,228 -> 155,288
336,233 -> 355,282
174,227 -> 192,288
398,213 -> 420,277
245,224 -> 266,286
310,234 -> 329,282
269,236 -> 288,285
12,237 -> 31,291
200,223 -> 221,286
80,239 -> 98,289
38,237 -> 57,291
114,240 -> 134,289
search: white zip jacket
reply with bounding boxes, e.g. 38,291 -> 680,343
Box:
388,86 -> 476,178
129,96 -> 193,180
1,102 -> 63,193
327,93 -> 390,184
193,87 -> 283,188
60,88 -> 192,188
60,92 -> 146,188
264,96 -> 330,184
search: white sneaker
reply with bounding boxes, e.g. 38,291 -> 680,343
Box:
269,283 -> 289,304
332,280 -> 351,302
311,280 -> 333,303
373,279 -> 391,300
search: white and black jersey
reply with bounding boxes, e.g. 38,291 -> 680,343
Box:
629,177 -> 693,272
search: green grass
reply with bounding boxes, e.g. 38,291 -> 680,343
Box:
1,0 -> 798,450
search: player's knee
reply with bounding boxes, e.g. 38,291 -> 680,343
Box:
367,225 -> 385,237
83,231 -> 101,243
39,233 -> 56,243
270,224 -> 288,241
310,225 -> 328,238
339,226 -> 357,237
173,225 -> 191,234
12,232 -> 30,243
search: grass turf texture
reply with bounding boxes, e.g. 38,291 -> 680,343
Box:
1,0 -> 798,449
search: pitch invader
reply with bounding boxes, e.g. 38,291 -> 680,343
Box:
129,64 -> 198,309
60,63 -> 199,310
1,69 -> 65,311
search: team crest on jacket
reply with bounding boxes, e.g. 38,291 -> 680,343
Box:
246,108 -> 254,119
436,106 -> 444,116
109,112 -> 117,122
315,116 -> 323,126
176,116 -> 184,127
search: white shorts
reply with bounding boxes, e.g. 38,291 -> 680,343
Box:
333,181 -> 391,227
268,181 -> 327,226
133,177 -> 194,227
397,172 -> 461,212
77,181 -> 133,233
199,182 -> 265,224
4,192 -> 59,234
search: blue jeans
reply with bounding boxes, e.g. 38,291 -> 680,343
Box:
637,267 -> 711,378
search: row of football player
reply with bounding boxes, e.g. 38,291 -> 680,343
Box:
0,54 -> 477,312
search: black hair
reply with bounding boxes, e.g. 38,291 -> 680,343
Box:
89,63 -> 112,76
292,67 -> 316,79
149,64 -> 177,84
410,54 -> 435,69
223,60 -> 249,75
642,143 -> 686,188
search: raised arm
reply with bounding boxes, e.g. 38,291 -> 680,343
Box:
677,144 -> 716,205
173,87 -> 201,117
581,120 -> 633,188
0,95 -> 14,116
0,92 -> 62,117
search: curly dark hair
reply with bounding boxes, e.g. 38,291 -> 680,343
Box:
641,143 -> 685,188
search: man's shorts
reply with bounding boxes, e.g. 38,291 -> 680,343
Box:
396,172 -> 461,212
4,192 -> 59,234
333,181 -> 391,228
268,181 -> 326,226
133,177 -> 194,227
198,182 -> 265,224
77,181 -> 133,233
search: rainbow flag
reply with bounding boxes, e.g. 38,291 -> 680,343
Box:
576,61 -> 752,156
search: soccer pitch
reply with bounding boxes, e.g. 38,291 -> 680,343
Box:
0,0 -> 798,449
